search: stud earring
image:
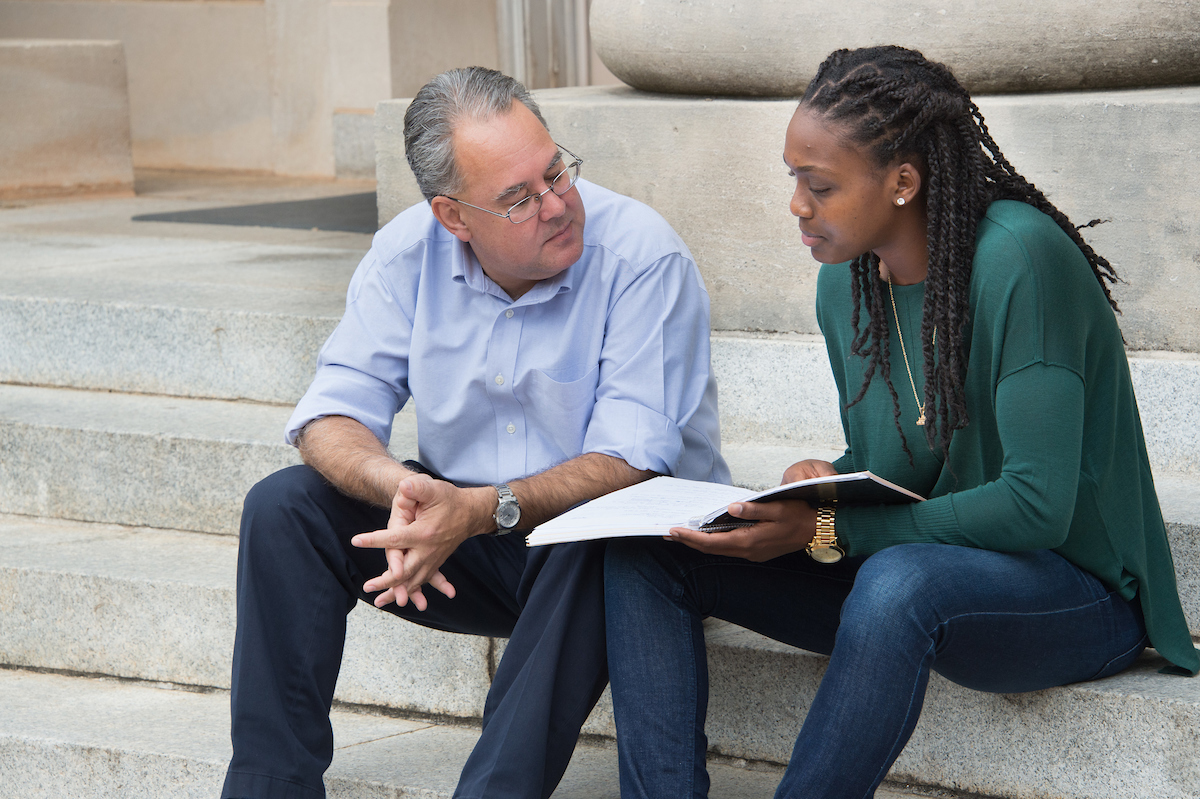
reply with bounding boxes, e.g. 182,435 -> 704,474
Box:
896,197 -> 906,206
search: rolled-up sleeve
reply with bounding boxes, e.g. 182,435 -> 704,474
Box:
582,253 -> 720,479
285,250 -> 414,446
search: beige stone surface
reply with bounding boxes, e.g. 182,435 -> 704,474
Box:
0,0 -> 336,175
0,39 -> 133,199
0,1 -> 276,171
590,0 -> 1200,96
329,0 -> 392,112
389,0 -> 502,98
267,0 -> 336,177
378,84 -> 1200,351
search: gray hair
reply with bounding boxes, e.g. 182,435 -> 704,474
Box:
404,67 -> 549,202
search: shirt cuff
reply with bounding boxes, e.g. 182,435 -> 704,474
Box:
582,396 -> 684,476
285,365 -> 405,446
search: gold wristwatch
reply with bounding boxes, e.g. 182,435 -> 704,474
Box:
807,502 -> 844,563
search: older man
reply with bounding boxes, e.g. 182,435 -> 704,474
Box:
219,67 -> 728,799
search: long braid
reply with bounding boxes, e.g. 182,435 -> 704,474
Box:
846,252 -> 913,461
802,46 -> 1120,458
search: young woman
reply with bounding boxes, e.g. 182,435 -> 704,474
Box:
604,45 -> 1198,799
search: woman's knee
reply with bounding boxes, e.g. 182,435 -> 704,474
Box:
605,540 -> 706,617
605,539 -> 695,588
853,544 -> 947,599
605,539 -> 664,591
838,545 -> 950,638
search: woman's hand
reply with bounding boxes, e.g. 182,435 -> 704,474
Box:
668,499 -> 817,562
782,458 -> 839,484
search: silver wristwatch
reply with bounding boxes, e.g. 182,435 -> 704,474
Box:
493,484 -> 521,534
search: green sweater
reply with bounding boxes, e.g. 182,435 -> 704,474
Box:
816,199 -> 1198,676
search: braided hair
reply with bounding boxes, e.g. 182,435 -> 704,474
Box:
800,46 -> 1119,460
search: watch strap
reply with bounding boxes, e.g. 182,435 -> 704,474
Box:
493,483 -> 521,534
807,501 -> 844,563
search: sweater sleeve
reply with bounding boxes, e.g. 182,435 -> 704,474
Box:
837,361 -> 1085,556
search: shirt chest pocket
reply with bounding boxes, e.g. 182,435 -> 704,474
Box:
514,365 -> 601,457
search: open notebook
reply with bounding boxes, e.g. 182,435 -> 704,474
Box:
526,471 -> 923,547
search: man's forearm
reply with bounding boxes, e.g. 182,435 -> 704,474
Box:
300,415 -> 652,533
296,415 -> 415,508
508,452 -> 656,530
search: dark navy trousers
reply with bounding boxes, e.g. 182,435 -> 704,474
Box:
220,465 -> 609,799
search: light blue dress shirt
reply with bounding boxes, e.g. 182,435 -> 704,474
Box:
286,179 -> 729,487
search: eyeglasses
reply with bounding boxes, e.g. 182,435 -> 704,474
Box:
444,145 -> 583,224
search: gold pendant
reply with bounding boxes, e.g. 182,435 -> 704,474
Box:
916,412 -> 926,426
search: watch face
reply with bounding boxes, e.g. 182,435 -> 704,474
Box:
496,501 -> 521,529
809,546 -> 844,564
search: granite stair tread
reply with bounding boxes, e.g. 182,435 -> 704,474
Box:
0,512 -> 496,717
0,383 -> 408,534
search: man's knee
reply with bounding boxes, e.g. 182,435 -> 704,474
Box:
536,539 -> 606,577
240,464 -> 334,549
244,463 -> 326,512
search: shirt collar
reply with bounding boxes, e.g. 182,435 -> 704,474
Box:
452,239 -> 577,306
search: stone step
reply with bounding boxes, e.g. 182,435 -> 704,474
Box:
0,667 -> 804,799
4,265 -> 1199,472
0,514 -> 494,718
2,362 -> 1196,530
0,232 -> 354,405
702,623 -> 1200,799
2,515 -> 1197,799
0,383 -> 308,535
2,381 -> 1197,628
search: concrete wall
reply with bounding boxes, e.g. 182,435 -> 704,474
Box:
0,39 -> 134,198
0,0 -> 310,173
0,0 -> 337,176
389,0 -> 501,99
377,84 -> 1200,352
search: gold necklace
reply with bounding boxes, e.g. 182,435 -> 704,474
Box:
887,274 -> 935,426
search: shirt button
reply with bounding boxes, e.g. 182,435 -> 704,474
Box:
506,423 -> 516,434
505,309 -> 514,318
495,374 -> 504,385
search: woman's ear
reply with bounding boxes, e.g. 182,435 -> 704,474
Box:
430,196 -> 473,242
893,162 -> 922,208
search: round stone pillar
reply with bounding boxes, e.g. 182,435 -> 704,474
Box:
591,0 -> 1200,96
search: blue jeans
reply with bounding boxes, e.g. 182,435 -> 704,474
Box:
604,540 -> 1148,799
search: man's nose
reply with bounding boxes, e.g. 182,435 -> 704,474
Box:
538,187 -> 568,220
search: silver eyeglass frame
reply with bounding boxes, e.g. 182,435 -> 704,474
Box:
442,144 -> 583,224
